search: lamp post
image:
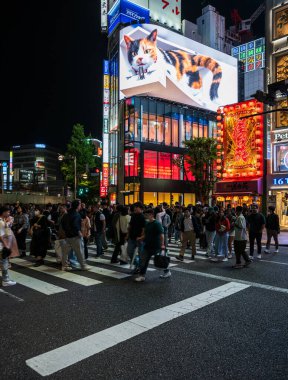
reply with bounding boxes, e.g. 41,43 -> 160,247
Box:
58,154 -> 77,197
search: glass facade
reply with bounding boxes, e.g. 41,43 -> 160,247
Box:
119,96 -> 216,204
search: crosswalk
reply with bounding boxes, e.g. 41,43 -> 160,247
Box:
0,241 -> 208,297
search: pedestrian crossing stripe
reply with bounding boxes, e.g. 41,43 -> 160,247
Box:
44,256 -> 131,280
1,270 -> 67,295
12,258 -> 102,287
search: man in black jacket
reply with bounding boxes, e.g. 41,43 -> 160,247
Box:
176,208 -> 200,262
264,206 -> 280,254
61,200 -> 91,271
247,204 -> 266,259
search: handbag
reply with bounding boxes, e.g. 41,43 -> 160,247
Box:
120,242 -> 129,263
2,246 -> 12,259
154,249 -> 170,269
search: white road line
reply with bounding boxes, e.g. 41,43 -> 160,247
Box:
3,271 -> 67,295
12,259 -> 102,287
172,267 -> 288,294
260,259 -> 288,266
88,256 -> 157,272
26,282 -> 249,377
0,288 -> 24,302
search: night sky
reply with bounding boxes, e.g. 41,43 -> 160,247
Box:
2,0 -> 265,151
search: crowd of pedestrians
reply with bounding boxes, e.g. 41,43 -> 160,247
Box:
0,199 -> 281,286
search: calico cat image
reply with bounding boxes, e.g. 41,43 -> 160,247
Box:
124,29 -> 222,101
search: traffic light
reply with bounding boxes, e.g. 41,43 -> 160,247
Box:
77,186 -> 89,196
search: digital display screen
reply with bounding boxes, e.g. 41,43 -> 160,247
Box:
231,38 -> 265,72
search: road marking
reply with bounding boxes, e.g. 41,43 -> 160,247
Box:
45,256 -> 130,279
260,259 -> 288,266
0,288 -> 24,302
26,282 -> 249,376
12,259 -> 102,287
172,267 -> 288,294
88,256 -> 157,272
4,271 -> 67,295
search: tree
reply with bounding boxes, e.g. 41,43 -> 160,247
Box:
175,137 -> 218,204
61,124 -> 100,200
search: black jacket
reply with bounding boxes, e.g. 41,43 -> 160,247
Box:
180,215 -> 200,236
265,213 -> 280,231
61,209 -> 81,238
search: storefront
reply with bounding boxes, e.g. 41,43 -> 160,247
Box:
267,174 -> 288,230
119,96 -> 216,205
215,179 -> 263,208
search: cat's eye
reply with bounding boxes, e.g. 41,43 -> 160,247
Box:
144,49 -> 151,54
132,52 -> 137,57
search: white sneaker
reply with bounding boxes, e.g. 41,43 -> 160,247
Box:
134,275 -> 145,282
274,249 -> 279,253
222,258 -> 228,262
257,254 -> 262,259
2,280 -> 17,287
160,270 -> 171,279
264,249 -> 270,254
81,265 -> 92,271
228,254 -> 233,259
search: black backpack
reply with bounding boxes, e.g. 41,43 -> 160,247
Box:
60,213 -> 75,238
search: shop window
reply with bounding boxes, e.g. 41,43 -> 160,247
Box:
172,118 -> 179,147
142,113 -> 149,142
164,119 -> 171,145
172,193 -> 181,204
144,192 -> 157,206
192,121 -> 198,138
184,193 -> 195,206
157,115 -> 165,144
158,192 -> 171,204
184,157 -> 195,181
203,123 -> 208,138
144,150 -> 158,178
172,154 -> 180,180
124,148 -> 139,177
275,145 -> 288,172
185,120 -> 192,141
158,152 -> 172,179
149,114 -> 157,143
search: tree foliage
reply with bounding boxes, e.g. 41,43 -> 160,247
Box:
61,124 -> 100,199
175,137 -> 218,203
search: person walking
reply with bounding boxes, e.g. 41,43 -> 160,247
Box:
91,204 -> 106,257
247,204 -> 265,260
127,202 -> 146,269
135,209 -> 171,282
203,207 -> 217,258
264,206 -> 280,254
176,208 -> 200,262
29,207 -> 50,266
13,205 -> 29,258
0,207 -> 17,286
60,200 -> 91,271
111,206 -> 131,263
80,209 -> 91,260
212,209 -> 230,262
233,206 -> 251,269
226,208 -> 236,259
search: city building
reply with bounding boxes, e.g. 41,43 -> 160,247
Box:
0,151 -> 13,192
12,144 -> 64,195
265,0 -> 288,230
102,1 -> 238,205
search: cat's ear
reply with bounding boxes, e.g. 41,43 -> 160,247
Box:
147,29 -> 157,43
124,35 -> 134,49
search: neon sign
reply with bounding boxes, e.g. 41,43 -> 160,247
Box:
217,100 -> 264,181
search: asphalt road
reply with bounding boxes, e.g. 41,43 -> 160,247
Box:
1,241 -> 288,380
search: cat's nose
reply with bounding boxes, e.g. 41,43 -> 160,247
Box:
137,57 -> 143,64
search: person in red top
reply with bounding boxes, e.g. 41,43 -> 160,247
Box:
211,209 -> 230,262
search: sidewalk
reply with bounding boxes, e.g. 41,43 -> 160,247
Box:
262,230 -> 288,247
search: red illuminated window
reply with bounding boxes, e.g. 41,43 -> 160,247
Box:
144,150 -> 157,178
124,149 -> 139,177
172,154 -> 180,180
158,152 -> 171,179
184,156 -> 195,181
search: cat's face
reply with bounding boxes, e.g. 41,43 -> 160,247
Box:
124,29 -> 158,72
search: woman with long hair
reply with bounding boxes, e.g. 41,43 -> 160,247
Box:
29,207 -> 50,266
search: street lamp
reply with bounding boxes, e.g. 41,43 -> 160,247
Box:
58,154 -> 77,197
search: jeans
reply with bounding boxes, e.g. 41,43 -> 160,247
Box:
127,239 -> 143,259
95,232 -> 104,257
266,229 -> 279,250
234,240 -> 250,265
215,233 -> 228,258
0,254 -> 10,282
174,229 -> 181,242
249,231 -> 262,256
206,230 -> 216,256
62,237 -> 86,268
68,250 -> 80,268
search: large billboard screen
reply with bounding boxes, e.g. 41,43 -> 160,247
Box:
119,24 -> 238,112
231,38 -> 265,72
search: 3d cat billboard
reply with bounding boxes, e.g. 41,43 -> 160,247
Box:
119,24 -> 238,112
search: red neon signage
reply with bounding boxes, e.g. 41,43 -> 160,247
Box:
217,99 -> 264,181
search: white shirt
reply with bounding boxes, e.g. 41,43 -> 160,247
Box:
184,216 -> 194,232
0,218 -> 7,251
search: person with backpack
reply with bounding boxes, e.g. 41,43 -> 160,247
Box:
176,208 -> 200,262
173,206 -> 183,244
156,205 -> 171,248
60,200 -> 91,271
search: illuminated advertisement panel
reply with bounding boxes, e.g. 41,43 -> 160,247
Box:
119,24 -> 238,112
273,3 -> 288,41
217,100 -> 264,181
231,38 -> 265,72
